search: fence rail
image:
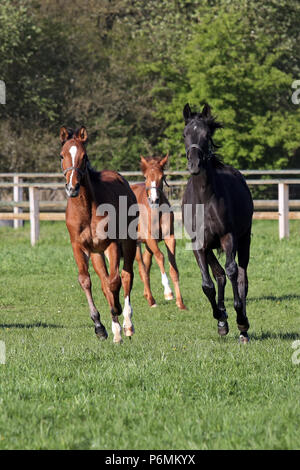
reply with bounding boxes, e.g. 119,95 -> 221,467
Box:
1,171 -> 300,245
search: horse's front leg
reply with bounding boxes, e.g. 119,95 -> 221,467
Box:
221,233 -> 249,343
164,235 -> 186,310
91,245 -> 122,343
193,248 -> 229,336
146,238 -> 173,301
121,239 -> 137,337
72,243 -> 108,340
207,249 -> 228,335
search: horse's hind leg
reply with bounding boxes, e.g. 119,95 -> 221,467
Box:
135,243 -> 156,307
164,235 -> 186,310
207,249 -> 228,335
121,239 -> 136,337
221,233 -> 249,343
72,244 -> 108,340
237,229 -> 251,343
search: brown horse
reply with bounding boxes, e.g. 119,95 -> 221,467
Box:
130,155 -> 186,310
60,126 -> 137,343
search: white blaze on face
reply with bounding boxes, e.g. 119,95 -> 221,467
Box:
150,180 -> 158,204
69,145 -> 77,187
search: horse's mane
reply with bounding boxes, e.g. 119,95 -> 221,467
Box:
86,160 -> 99,177
188,110 -> 225,170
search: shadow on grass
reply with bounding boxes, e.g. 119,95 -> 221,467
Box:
248,294 -> 300,302
0,322 -> 64,329
250,331 -> 300,341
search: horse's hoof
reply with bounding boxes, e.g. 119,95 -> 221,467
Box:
151,303 -> 157,308
113,337 -> 123,344
164,293 -> 174,301
124,325 -> 135,337
218,320 -> 229,336
95,325 -> 108,340
177,302 -> 187,310
239,333 -> 250,344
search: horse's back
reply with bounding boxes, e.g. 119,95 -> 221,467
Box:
92,169 -> 137,206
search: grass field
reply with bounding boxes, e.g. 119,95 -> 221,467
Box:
0,220 -> 299,450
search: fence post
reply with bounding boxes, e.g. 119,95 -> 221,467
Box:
29,187 -> 39,246
278,182 -> 289,239
13,175 -> 23,229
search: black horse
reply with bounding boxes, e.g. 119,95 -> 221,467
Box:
182,103 -> 253,343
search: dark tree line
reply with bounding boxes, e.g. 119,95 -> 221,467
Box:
0,0 -> 299,172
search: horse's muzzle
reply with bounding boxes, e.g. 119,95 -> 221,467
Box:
188,160 -> 201,175
65,183 -> 80,198
148,198 -> 160,209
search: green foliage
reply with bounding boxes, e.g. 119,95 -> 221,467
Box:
153,1 -> 300,169
0,0 -> 73,124
0,0 -> 300,172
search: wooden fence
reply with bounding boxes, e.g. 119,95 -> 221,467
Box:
0,170 -> 300,245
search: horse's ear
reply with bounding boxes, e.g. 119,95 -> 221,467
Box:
60,126 -> 72,145
140,156 -> 148,173
183,103 -> 192,123
201,103 -> 212,119
76,126 -> 88,144
159,154 -> 169,169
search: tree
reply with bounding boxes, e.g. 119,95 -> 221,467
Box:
153,0 -> 300,169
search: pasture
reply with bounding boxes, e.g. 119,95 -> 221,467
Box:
0,220 -> 299,450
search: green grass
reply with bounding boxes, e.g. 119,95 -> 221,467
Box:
0,220 -> 299,450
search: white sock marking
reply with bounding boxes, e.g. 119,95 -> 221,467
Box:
123,295 -> 132,329
161,272 -> 172,295
112,321 -> 122,341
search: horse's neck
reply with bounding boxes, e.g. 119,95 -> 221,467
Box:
192,165 -> 215,203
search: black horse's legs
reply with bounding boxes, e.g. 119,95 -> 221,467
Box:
236,229 -> 251,341
194,249 -> 228,335
207,250 -> 227,311
221,233 -> 249,342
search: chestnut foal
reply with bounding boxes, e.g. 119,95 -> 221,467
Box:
60,126 -> 137,343
131,156 -> 186,310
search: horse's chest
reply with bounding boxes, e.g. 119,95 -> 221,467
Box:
137,206 -> 172,242
201,198 -> 226,247
69,221 -> 110,253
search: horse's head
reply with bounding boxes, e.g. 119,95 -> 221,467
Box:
140,155 -> 168,209
59,126 -> 88,198
183,103 -> 223,175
